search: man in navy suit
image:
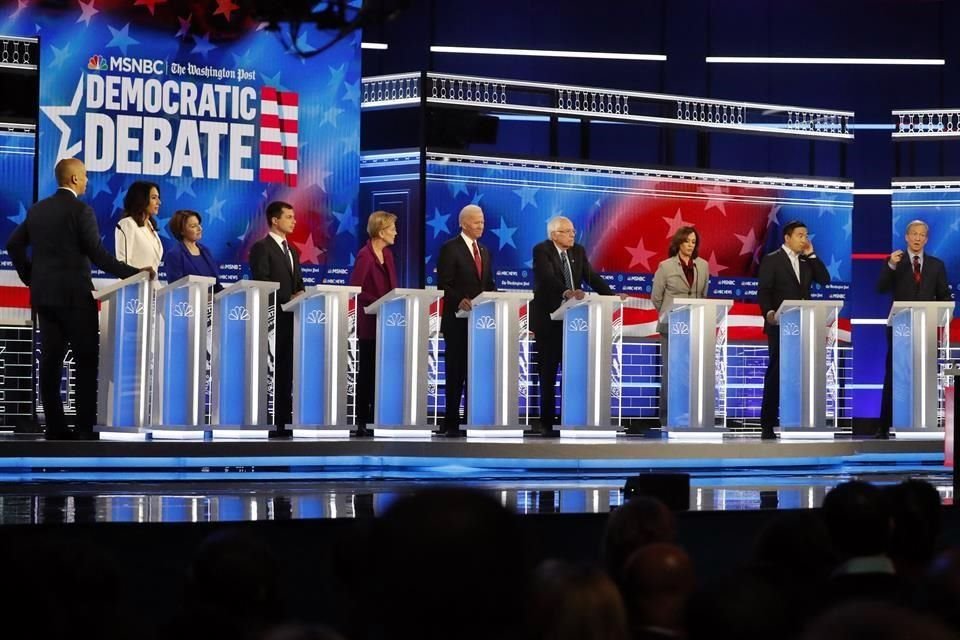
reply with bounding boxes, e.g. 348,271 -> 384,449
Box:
249,200 -> 305,437
6,158 -> 149,440
530,215 -> 615,436
437,205 -> 496,436
756,220 -> 831,440
875,219 -> 951,438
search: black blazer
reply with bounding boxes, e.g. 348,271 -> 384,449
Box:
249,235 -> 305,307
530,240 -> 613,334
6,189 -> 138,306
756,248 -> 831,334
437,235 -> 496,333
876,253 -> 951,302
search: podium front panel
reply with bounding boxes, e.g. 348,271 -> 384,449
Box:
891,310 -> 915,428
375,297 -> 407,426
159,286 -> 194,426
467,302 -> 498,426
294,295 -> 330,425
216,289 -> 254,425
561,304 -> 590,426
778,307 -> 803,428
666,307 -> 692,427
105,280 -> 150,427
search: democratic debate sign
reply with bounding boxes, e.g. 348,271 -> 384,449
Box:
1,1 -> 360,284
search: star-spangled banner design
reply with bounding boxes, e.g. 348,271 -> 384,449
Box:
0,1 -> 360,287
417,157 -> 852,304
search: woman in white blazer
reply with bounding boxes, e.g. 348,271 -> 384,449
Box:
115,181 -> 164,271
651,226 -> 710,427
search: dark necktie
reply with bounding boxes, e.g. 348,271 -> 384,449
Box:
282,240 -> 293,273
472,241 -> 482,279
561,251 -> 574,291
913,255 -> 921,285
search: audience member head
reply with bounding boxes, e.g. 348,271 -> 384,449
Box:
883,479 -> 942,570
54,157 -> 88,195
821,480 -> 891,559
620,543 -> 695,637
123,180 -> 161,228
601,496 -> 676,583
753,509 -> 835,582
801,601 -> 954,640
528,560 -> 629,640
668,225 -> 700,260
369,488 -> 528,640
169,210 -> 203,243
366,210 -> 398,246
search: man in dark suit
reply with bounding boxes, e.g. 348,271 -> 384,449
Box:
875,219 -> 951,438
249,200 -> 305,437
531,215 -> 615,436
6,158 -> 148,440
756,220 -> 831,440
437,204 -> 496,436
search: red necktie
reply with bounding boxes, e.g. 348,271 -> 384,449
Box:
913,255 -> 921,285
472,241 -> 482,279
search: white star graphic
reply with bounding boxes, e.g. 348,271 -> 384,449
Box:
624,238 -> 656,271
513,185 -> 539,210
662,208 -> 691,239
734,228 -> 758,256
49,41 -> 72,69
76,0 -> 99,25
491,216 -> 517,249
320,105 -> 344,127
826,254 -> 843,281
702,185 -> 727,215
705,251 -> 728,276
206,196 -> 226,222
767,205 -> 781,228
40,77 -> 84,161
316,169 -> 333,193
293,234 -> 323,264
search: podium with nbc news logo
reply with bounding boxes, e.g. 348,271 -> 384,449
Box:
210,280 -> 278,437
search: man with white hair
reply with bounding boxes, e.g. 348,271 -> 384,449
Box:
436,205 -> 496,437
530,215 -> 615,437
875,219 -> 951,438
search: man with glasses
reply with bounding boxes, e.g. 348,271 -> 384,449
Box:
530,215 -> 615,437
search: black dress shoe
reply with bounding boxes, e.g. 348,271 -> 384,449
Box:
539,428 -> 559,438
44,429 -> 73,441
354,427 -> 373,438
268,429 -> 292,439
760,430 -> 777,440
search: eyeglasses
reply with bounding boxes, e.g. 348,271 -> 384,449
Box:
554,229 -> 576,235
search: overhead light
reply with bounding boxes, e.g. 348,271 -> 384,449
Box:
431,45 -> 665,61
706,56 -> 944,66
362,42 -> 389,50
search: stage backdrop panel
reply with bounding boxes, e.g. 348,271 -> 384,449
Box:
0,1 -> 360,287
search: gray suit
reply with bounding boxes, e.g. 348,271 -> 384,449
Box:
651,256 -> 710,332
650,255 -> 709,425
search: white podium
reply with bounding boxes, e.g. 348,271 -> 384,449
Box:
888,300 -> 955,439
664,298 -> 733,439
210,280 -> 278,438
365,288 -> 439,437
149,275 -> 216,439
457,290 -> 533,437
776,299 -> 844,438
94,271 -> 153,440
550,293 -> 632,438
282,285 -> 360,438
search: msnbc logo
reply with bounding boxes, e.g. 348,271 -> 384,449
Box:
87,54 -> 107,71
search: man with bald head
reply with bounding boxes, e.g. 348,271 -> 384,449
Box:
6,158 -> 151,440
531,215 -> 615,436
436,205 -> 496,437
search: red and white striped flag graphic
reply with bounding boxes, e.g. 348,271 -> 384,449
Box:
259,86 -> 299,187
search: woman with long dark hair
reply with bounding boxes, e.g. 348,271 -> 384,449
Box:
115,180 -> 163,271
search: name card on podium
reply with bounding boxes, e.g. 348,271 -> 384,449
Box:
282,285 -> 360,438
365,288 -> 439,437
457,290 -> 533,437
550,293 -> 634,438
210,280 -> 278,438
776,299 -> 844,438
888,300 -> 955,439
150,275 -> 216,439
665,298 -> 732,438
94,271 -> 153,440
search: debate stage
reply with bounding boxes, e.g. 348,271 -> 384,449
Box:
0,433 -> 945,482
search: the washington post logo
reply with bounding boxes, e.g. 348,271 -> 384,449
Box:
259,87 -> 299,187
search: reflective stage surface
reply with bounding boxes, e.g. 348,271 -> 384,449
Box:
0,469 -> 952,524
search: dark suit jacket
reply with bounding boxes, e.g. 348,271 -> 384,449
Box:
530,240 -> 613,334
756,248 -> 831,334
876,252 -> 951,302
6,188 -> 138,306
249,235 -> 305,306
436,235 -> 496,333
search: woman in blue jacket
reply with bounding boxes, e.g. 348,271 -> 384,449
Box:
163,209 -> 222,292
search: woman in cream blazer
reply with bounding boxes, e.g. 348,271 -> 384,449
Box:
115,180 -> 164,271
651,226 -> 710,426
